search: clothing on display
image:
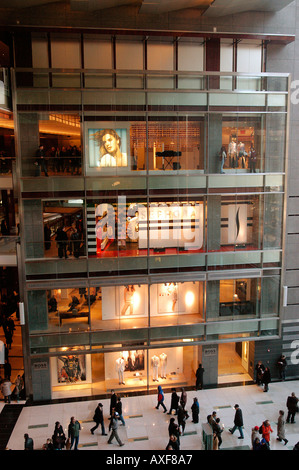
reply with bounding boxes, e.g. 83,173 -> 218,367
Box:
152,355 -> 160,381
116,357 -> 125,385
160,353 -> 167,379
121,286 -> 135,316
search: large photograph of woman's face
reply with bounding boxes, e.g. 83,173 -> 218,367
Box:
88,126 -> 128,169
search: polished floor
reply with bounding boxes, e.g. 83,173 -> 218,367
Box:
3,379 -> 299,451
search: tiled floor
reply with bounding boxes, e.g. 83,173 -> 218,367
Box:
4,379 -> 299,451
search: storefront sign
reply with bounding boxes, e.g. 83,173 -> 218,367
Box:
204,347 -> 217,357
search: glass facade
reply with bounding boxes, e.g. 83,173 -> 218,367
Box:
11,33 -> 288,400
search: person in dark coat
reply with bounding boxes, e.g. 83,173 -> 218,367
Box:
56,226 -> 68,259
286,392 -> 299,423
255,361 -> 265,386
177,404 -> 186,435
166,434 -> 179,451
263,367 -> 271,392
168,417 -> 181,446
229,404 -> 244,439
110,389 -> 117,416
277,354 -> 287,381
195,363 -> 204,390
91,403 -> 107,435
191,397 -> 200,423
52,421 -> 66,449
167,388 -> 179,415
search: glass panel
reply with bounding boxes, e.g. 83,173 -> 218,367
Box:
207,195 -> 262,255
148,116 -> 205,172
265,114 -> 286,172
263,193 -> 283,249
207,278 -> 260,322
260,276 -> 280,316
150,281 -> 204,327
210,113 -> 266,174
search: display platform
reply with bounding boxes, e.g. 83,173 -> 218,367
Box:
106,372 -> 188,393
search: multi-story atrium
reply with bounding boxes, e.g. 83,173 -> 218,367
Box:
0,0 -> 298,408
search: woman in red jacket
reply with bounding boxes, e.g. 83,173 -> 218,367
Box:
260,420 -> 273,449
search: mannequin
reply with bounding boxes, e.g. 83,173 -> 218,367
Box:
121,285 -> 135,316
152,354 -> 160,382
116,356 -> 125,385
228,138 -> 237,168
159,353 -> 167,379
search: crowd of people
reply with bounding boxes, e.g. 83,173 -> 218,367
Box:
35,144 -> 82,177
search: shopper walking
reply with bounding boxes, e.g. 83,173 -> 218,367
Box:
214,418 -> 223,448
251,426 -> 260,448
91,403 -> 107,435
177,404 -> 186,436
180,387 -> 187,412
276,410 -> 288,446
68,416 -> 81,450
262,367 -> 271,392
14,374 -> 24,402
286,392 -> 298,423
155,385 -> 167,412
115,396 -> 126,426
260,420 -> 273,449
110,389 -> 117,416
168,417 -> 181,446
107,411 -> 124,446
167,388 -> 179,415
229,404 -> 244,439
0,378 -> 12,403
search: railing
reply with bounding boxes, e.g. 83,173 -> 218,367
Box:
11,68 -> 289,93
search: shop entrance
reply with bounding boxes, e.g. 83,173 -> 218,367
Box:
218,342 -> 252,384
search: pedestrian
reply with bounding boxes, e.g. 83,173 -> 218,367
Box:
91,402 -> 107,435
1,378 -> 12,403
4,359 -> 11,380
167,388 -> 179,415
115,396 -> 125,426
277,354 -> 287,381
251,426 -> 260,447
68,416 -> 81,450
262,366 -> 271,392
229,404 -> 244,439
255,360 -> 265,386
177,404 -> 186,436
214,418 -> 223,448
195,363 -> 204,390
166,434 -> 179,450
14,374 -> 24,402
107,411 -> 124,446
191,397 -> 200,423
180,387 -> 187,412
208,411 -> 217,428
168,417 -> 181,446
260,420 -> 273,449
213,432 -> 219,450
276,410 -> 288,446
110,389 -> 117,416
24,433 -> 34,450
155,385 -> 167,413
286,392 -> 298,423
252,437 -> 261,450
52,421 -> 66,450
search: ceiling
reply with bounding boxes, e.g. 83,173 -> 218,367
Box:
0,0 -> 294,16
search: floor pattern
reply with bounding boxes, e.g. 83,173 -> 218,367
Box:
2,379 -> 299,451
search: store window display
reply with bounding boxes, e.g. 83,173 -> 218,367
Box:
152,354 -> 160,382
